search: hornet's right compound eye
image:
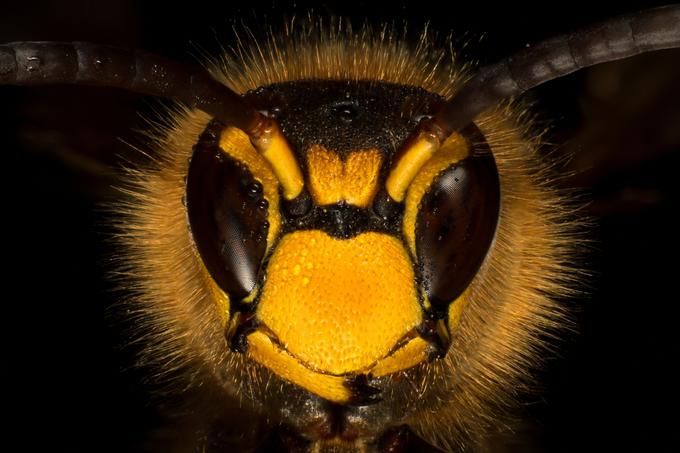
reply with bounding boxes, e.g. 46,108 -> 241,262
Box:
186,125 -> 272,301
415,126 -> 500,311
398,124 -> 501,319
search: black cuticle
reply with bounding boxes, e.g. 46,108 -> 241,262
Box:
373,188 -> 403,221
332,102 -> 359,124
417,317 -> 450,360
226,310 -> 258,354
345,374 -> 382,406
283,190 -> 312,217
428,307 -> 445,320
229,332 -> 249,354
269,105 -> 282,117
243,80 -> 443,159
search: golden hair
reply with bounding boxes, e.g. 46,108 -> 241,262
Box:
114,21 -> 584,451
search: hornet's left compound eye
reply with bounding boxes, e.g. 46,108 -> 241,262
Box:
186,124 -> 279,301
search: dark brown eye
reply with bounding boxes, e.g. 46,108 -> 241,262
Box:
416,127 -> 500,311
186,126 -> 270,300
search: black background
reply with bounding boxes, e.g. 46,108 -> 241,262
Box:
2,1 -> 679,451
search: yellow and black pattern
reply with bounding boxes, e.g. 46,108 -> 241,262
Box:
185,76 -> 501,415
118,25 -> 581,451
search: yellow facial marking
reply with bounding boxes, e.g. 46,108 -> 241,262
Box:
246,330 -> 352,403
218,127 -> 281,246
402,133 -> 470,253
256,231 -> 422,376
307,146 -> 382,207
306,146 -> 343,205
448,287 -> 471,333
369,336 -> 429,377
344,149 -> 383,206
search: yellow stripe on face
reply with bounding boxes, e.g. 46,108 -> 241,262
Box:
256,231 -> 422,376
307,146 -> 382,207
246,330 -> 352,403
246,328 -> 430,403
369,336 -> 429,377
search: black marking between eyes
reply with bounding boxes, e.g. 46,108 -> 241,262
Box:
244,80 -> 444,160
280,202 -> 401,239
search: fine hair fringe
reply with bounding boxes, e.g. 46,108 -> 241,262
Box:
111,18 -> 587,451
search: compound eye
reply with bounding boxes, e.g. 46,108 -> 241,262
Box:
415,134 -> 500,310
186,130 -> 270,301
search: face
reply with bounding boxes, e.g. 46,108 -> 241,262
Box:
3,1 -> 679,451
